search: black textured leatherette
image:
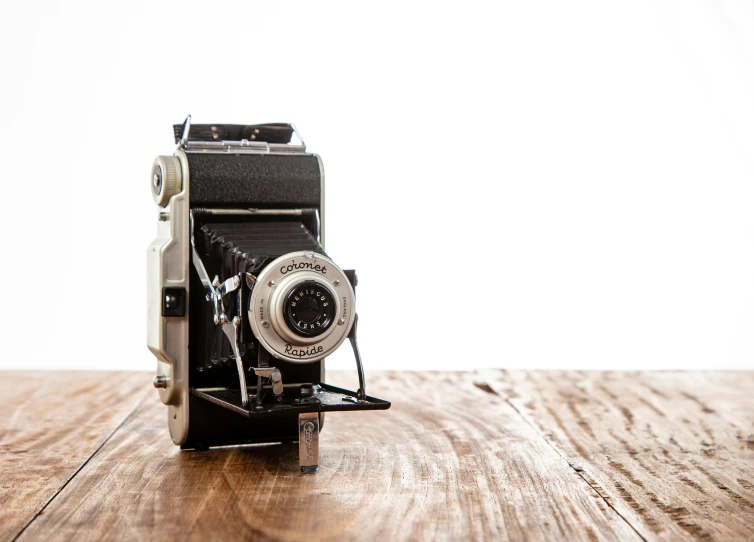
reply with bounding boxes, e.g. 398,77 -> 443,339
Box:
187,153 -> 321,207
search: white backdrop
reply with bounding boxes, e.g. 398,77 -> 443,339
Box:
1,1 -> 753,371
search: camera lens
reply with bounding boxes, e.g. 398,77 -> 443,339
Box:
282,281 -> 336,338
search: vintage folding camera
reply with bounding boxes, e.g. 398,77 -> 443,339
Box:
147,116 -> 389,472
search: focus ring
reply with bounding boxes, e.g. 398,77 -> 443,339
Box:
282,280 -> 336,338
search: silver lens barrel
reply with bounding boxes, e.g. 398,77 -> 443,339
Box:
249,251 -> 355,363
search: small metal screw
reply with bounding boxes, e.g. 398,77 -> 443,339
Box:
262,320 -> 270,328
300,384 -> 322,396
333,280 -> 340,286
153,375 -> 169,389
158,210 -> 170,221
268,280 -> 275,287
338,318 -> 345,326
152,169 -> 162,195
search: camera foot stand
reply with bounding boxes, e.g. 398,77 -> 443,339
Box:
298,412 -> 319,473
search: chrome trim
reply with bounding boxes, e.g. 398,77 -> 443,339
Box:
146,148 -> 191,445
290,123 -> 306,148
183,140 -> 306,155
178,114 -> 192,147
194,208 -> 304,216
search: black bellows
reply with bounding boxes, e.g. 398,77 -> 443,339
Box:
191,219 -> 325,372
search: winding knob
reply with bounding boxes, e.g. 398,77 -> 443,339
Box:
151,155 -> 182,207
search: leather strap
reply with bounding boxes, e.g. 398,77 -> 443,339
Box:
173,122 -> 294,144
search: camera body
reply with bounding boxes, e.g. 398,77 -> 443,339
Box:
147,117 -> 388,471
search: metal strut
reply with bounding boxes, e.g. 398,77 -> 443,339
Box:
189,212 -> 250,406
189,212 -> 285,407
349,314 -> 366,400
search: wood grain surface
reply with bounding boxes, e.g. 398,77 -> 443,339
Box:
0,371 -> 150,541
10,372 -> 637,542
483,370 -> 754,541
1,370 -> 753,541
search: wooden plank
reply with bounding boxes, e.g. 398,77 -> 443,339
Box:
0,371 -> 150,541
18,371 -> 639,541
483,370 -> 754,541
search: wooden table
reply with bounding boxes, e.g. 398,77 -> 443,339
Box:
1,370 -> 753,541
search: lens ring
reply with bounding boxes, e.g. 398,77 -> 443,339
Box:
282,280 -> 336,338
249,251 -> 356,363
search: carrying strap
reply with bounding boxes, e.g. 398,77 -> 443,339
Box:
172,122 -> 294,144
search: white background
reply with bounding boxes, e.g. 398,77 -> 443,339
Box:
1,1 -> 753,372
